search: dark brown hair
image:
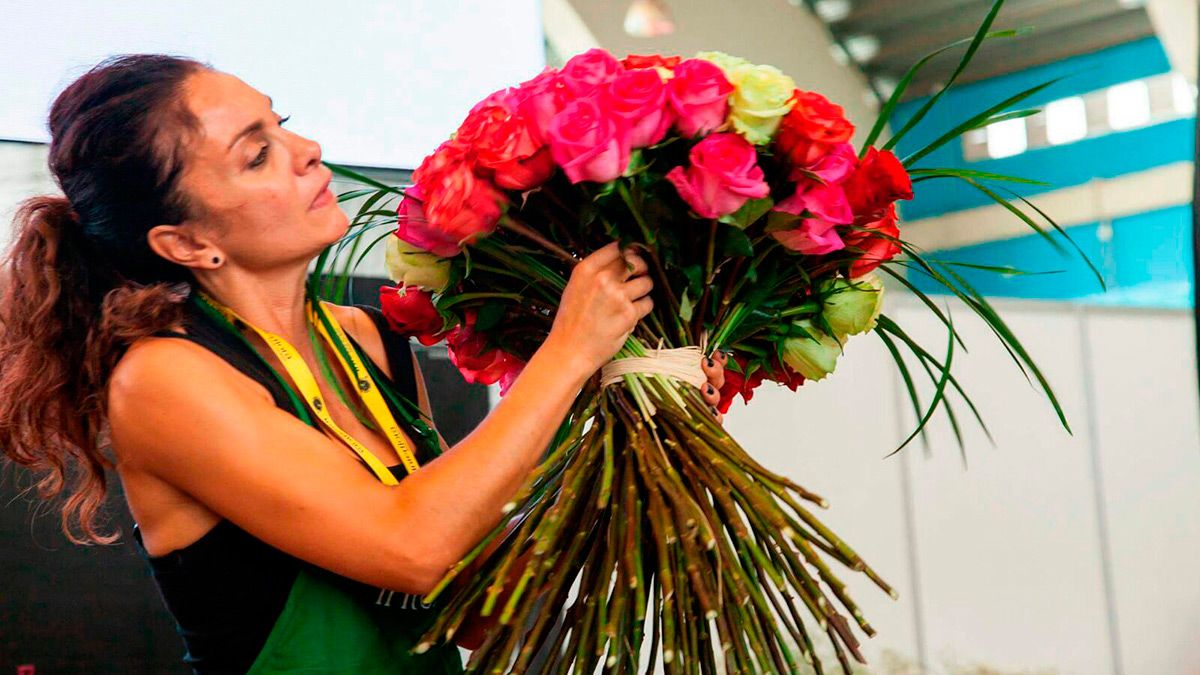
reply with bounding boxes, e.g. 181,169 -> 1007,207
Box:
0,54 -> 209,543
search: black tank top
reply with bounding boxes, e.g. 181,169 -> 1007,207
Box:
132,296 -> 429,674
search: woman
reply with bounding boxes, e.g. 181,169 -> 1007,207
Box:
0,55 -> 726,673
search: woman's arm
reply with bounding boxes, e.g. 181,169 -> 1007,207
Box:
110,243 -> 652,595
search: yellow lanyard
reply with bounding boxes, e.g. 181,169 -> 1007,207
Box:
198,292 -> 421,484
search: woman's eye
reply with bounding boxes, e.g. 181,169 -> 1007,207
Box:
278,115 -> 291,127
249,144 -> 268,168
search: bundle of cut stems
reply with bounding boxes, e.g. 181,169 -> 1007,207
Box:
419,356 -> 893,674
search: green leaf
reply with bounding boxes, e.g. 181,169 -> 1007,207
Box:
965,108 -> 1041,131
859,26 -> 1025,154
764,210 -> 801,233
883,312 -> 957,456
622,149 -> 649,177
474,302 -> 507,333
876,328 -> 929,452
937,261 -> 1064,277
882,0 -> 1013,153
908,167 -> 1050,187
877,314 -> 990,449
325,161 -> 406,194
949,175 -> 1067,255
681,264 -> 704,296
680,288 -> 695,322
593,180 -> 619,200
716,223 -> 755,258
718,197 -> 774,229
903,77 -> 1063,167
337,187 -> 382,202
1003,187 -> 1107,291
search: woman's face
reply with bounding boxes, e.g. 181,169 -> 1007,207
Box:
174,70 -> 348,272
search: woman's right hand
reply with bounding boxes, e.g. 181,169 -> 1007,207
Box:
546,241 -> 653,378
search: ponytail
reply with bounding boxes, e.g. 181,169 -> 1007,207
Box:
0,54 -> 205,543
0,196 -> 186,543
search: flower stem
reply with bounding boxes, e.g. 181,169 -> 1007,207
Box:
499,214 -> 577,265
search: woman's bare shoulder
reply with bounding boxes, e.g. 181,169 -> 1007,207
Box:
107,337 -> 273,452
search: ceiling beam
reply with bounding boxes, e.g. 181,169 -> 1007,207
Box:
866,0 -> 1132,69
867,10 -> 1156,98
835,0 -> 984,35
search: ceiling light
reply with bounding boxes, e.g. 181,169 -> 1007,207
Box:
624,0 -> 675,38
813,0 -> 852,23
843,34 -> 879,63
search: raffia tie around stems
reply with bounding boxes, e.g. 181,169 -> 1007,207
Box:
600,345 -> 706,389
600,340 -> 707,417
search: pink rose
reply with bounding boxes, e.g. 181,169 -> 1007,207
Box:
668,59 -> 733,137
775,180 -> 853,224
547,97 -> 631,184
394,184 -> 454,256
560,49 -> 623,98
378,285 -> 448,346
514,68 -> 567,144
793,141 -> 857,184
771,218 -> 845,255
665,133 -> 768,218
604,68 -> 674,148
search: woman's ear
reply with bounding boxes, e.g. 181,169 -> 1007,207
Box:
147,223 -> 224,270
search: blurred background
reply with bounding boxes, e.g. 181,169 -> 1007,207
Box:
1,1 -> 1197,673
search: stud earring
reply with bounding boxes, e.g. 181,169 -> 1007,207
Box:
211,256 -> 221,265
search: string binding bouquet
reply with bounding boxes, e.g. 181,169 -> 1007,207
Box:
320,1 -> 1095,671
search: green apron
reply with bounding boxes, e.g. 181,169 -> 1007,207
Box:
192,294 -> 465,673
245,564 -> 464,674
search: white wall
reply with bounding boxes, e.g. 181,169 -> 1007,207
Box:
724,297 -> 1200,674
0,0 -> 544,170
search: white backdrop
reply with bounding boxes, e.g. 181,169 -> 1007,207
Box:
0,0 -> 544,169
722,299 -> 1200,674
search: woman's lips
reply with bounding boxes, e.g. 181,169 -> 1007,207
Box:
310,178 -> 334,210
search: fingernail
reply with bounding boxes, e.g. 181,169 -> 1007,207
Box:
706,384 -> 715,395
709,405 -> 719,416
706,357 -> 715,368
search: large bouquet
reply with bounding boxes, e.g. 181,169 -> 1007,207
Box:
321,2 -> 1087,671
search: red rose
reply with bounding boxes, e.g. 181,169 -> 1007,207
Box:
621,54 -> 681,70
775,91 -> 855,167
604,68 -> 675,149
842,148 -> 913,218
379,286 -> 447,346
716,355 -> 767,413
668,59 -> 734,138
767,359 -> 806,391
458,100 -> 555,191
560,48 -> 623,98
411,143 -> 505,255
844,205 -> 901,278
446,311 -> 526,395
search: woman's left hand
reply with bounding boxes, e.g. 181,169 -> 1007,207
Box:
700,350 -> 728,424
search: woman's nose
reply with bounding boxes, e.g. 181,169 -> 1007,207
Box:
292,133 -> 322,173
